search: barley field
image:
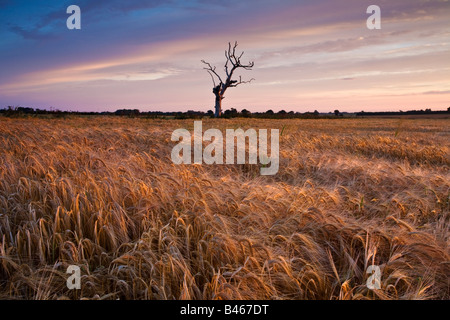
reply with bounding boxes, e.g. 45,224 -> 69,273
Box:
0,116 -> 448,300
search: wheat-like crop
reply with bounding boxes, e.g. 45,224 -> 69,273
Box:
0,116 -> 448,300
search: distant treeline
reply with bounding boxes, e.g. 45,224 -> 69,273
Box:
1,106 -> 449,119
0,106 -> 330,119
355,108 -> 450,116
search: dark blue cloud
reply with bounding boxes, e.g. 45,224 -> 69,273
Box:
7,24 -> 59,40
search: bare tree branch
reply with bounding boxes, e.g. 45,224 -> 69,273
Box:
202,41 -> 255,117
228,76 -> 255,87
201,59 -> 223,85
206,70 -> 216,87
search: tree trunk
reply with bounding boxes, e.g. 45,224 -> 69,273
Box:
214,95 -> 222,118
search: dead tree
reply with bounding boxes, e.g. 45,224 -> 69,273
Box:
202,42 -> 254,117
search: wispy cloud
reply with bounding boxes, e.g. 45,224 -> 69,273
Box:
423,90 -> 450,95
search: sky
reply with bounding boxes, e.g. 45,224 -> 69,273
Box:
0,0 -> 449,113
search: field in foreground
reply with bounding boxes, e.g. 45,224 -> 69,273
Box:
0,116 -> 448,300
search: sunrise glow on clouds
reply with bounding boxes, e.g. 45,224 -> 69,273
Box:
0,0 -> 449,112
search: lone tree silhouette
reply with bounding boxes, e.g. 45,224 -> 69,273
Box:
202,42 -> 254,117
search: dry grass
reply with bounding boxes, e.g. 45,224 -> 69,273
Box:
0,116 -> 448,300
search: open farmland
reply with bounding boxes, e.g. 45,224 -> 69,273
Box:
0,117 -> 448,299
